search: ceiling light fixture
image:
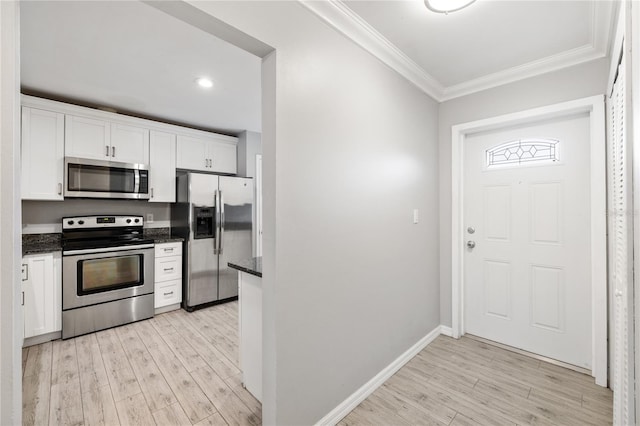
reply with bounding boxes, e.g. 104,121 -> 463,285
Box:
424,0 -> 476,14
196,77 -> 213,89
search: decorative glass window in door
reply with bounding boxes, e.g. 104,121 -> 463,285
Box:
486,138 -> 559,168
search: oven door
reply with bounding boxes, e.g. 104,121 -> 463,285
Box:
62,245 -> 154,310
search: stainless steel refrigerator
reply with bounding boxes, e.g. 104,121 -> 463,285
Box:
171,172 -> 253,310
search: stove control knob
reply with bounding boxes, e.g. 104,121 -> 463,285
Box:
67,220 -> 74,225
78,220 -> 84,225
134,218 -> 140,223
126,219 -> 132,224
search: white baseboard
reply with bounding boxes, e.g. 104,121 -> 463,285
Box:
440,325 -> 453,337
315,325 -> 444,426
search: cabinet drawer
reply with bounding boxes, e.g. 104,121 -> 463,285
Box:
155,242 -> 182,258
155,279 -> 181,308
155,256 -> 182,282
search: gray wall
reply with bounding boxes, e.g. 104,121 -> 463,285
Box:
237,130 -> 262,178
187,2 -> 440,424
22,200 -> 171,233
438,58 -> 609,327
236,130 -> 262,257
1,1 -> 22,424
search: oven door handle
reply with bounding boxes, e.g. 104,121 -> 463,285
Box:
63,243 -> 155,256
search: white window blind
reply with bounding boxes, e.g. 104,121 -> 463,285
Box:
609,51 -> 635,426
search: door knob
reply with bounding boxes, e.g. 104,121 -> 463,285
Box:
467,240 -> 476,249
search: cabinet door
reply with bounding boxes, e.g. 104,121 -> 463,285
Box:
149,131 -> 176,202
65,115 -> 110,160
208,139 -> 237,174
176,135 -> 208,172
21,107 -> 65,200
23,253 -> 60,339
110,123 -> 150,164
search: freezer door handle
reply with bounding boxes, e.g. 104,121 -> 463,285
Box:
219,190 -> 225,255
214,190 -> 220,255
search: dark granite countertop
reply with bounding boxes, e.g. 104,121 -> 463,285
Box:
143,228 -> 184,244
228,257 -> 262,278
22,233 -> 62,256
22,228 -> 183,256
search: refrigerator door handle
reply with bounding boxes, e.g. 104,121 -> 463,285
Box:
214,190 -> 220,255
219,190 -> 225,254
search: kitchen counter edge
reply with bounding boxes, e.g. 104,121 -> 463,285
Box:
228,257 -> 262,278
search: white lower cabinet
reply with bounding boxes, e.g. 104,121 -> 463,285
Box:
239,271 -> 262,402
154,242 -> 182,311
22,252 -> 61,342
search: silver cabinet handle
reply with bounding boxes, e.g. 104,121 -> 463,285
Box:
58,183 -> 62,195
163,291 -> 174,296
164,247 -> 173,253
105,146 -> 110,157
22,292 -> 25,306
205,158 -> 208,168
163,267 -> 174,272
111,146 -> 116,157
150,188 -> 154,199
467,241 -> 476,249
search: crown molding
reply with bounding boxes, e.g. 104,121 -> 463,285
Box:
300,0 -> 615,103
298,0 -> 445,101
440,43 -> 605,101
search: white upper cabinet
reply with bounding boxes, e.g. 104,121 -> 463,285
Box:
21,107 -> 65,200
66,115 -> 149,164
176,134 -> 237,174
149,130 -> 176,203
65,115 -> 110,160
110,123 -> 150,164
176,135 -> 209,171
21,96 -> 238,198
209,140 -> 237,174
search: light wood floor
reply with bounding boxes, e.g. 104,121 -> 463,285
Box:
22,301 -> 261,426
24,304 -> 613,426
340,335 -> 613,426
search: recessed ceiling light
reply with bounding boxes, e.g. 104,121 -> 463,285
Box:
196,77 -> 213,89
424,0 -> 476,14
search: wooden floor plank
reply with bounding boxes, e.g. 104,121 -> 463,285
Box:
48,378 -> 83,426
195,412 -> 231,426
116,324 -> 178,412
152,401 -> 193,425
22,369 -> 51,426
192,365 -> 260,426
161,329 -> 209,373
142,330 -> 216,424
114,392 -> 156,426
24,341 -> 53,378
81,384 -> 120,426
76,333 -> 110,394
50,338 -> 79,385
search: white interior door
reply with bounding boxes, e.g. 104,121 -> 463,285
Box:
463,112 -> 592,369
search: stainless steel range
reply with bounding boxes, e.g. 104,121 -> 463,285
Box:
61,215 -> 155,339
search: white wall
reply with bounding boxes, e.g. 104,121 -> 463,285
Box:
0,1 -> 22,424
438,58 -> 609,327
183,2 -> 440,424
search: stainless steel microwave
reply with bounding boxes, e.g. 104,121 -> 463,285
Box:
64,157 -> 150,200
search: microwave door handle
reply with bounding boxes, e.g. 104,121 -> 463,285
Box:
133,170 -> 140,194
219,191 -> 224,255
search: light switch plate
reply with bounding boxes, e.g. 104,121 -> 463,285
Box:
413,209 -> 419,224
146,213 -> 154,223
